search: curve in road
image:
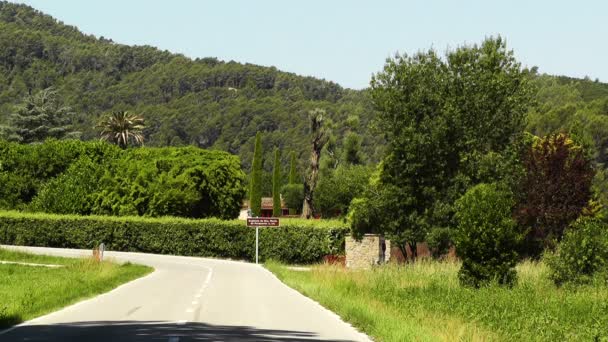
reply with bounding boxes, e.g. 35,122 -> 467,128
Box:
0,245 -> 372,342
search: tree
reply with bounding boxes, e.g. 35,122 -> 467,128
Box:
249,132 -> 263,217
302,108 -> 331,218
315,165 -> 371,217
454,183 -> 522,287
515,133 -> 595,255
97,111 -> 144,149
352,37 -> 532,258
288,151 -> 304,215
4,87 -> 78,143
342,132 -> 364,165
272,148 -> 282,217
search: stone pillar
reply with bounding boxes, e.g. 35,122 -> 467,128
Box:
345,234 -> 391,269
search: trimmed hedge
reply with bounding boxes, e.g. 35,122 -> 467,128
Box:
0,211 -> 348,264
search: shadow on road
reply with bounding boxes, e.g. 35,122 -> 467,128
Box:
0,314 -> 22,329
1,320 -> 358,341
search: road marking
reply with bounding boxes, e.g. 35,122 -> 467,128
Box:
191,301 -> 198,305
176,320 -> 186,325
0,260 -> 64,268
186,308 -> 194,313
125,306 -> 142,317
195,293 -> 202,298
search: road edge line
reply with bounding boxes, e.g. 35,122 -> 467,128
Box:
259,265 -> 375,342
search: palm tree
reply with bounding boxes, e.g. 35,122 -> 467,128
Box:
97,111 -> 145,148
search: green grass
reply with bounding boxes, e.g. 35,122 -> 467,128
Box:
0,248 -> 152,328
266,260 -> 608,342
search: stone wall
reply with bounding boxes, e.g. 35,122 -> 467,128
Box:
345,234 -> 390,269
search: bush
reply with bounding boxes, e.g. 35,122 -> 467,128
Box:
0,140 -> 247,219
90,147 -> 246,219
30,156 -> 106,214
545,218 -> 608,286
0,211 -> 349,264
0,139 -> 119,208
454,183 -> 522,287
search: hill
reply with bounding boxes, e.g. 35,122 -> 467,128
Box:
1,1 -> 607,181
0,1 -> 380,179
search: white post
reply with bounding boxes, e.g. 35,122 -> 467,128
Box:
255,226 -> 259,264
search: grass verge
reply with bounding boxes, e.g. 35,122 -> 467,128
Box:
0,248 -> 152,328
266,260 -> 608,342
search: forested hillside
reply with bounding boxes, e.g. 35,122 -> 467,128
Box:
1,1 -> 607,191
0,1 -> 379,177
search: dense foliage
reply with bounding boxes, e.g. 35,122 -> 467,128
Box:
516,133 -> 595,254
0,211 -> 349,264
0,140 -> 246,219
315,165 -> 371,217
545,218 -> 608,286
454,183 -> 522,287
351,37 -> 533,256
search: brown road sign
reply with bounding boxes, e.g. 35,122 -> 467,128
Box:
247,218 -> 280,227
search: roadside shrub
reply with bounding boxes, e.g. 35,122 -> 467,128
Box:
454,183 -> 522,287
545,218 -> 608,286
0,211 -> 348,264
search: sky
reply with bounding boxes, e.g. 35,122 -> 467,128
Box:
9,0 -> 608,89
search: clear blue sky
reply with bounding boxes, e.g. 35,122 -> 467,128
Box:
10,0 -> 608,89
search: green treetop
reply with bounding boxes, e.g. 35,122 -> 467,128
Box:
4,88 -> 79,143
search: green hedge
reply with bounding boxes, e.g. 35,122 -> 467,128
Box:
0,212 -> 348,264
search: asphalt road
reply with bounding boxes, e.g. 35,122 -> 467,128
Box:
0,246 -> 372,342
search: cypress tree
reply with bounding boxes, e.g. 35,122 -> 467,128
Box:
288,151 -> 297,215
249,132 -> 263,217
272,148 -> 282,217
289,151 -> 297,184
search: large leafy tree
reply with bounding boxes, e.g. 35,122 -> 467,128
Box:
3,87 -> 78,143
351,37 -> 533,258
98,111 -> 144,149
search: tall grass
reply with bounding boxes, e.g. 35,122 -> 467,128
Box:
267,260 -> 608,341
0,248 -> 151,328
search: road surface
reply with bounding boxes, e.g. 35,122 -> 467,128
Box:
0,246 -> 372,342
